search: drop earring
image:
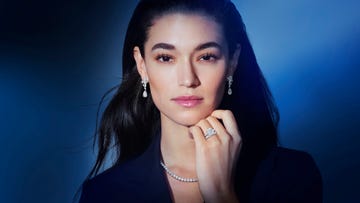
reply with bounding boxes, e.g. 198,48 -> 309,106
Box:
227,75 -> 233,95
141,79 -> 148,98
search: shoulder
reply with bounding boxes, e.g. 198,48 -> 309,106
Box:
270,147 -> 320,174
79,158 -> 146,203
258,147 -> 323,187
250,147 -> 323,203
78,133 -> 171,203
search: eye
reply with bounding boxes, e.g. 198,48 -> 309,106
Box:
199,53 -> 219,62
156,54 -> 174,63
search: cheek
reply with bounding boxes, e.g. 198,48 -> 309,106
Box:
203,69 -> 227,94
212,77 -> 226,103
148,77 -> 167,95
147,71 -> 172,102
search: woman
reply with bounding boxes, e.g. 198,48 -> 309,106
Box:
79,0 -> 322,202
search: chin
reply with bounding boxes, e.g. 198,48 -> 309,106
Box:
173,112 -> 211,127
160,106 -> 216,127
177,120 -> 199,127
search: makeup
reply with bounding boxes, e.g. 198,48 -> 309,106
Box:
171,95 -> 203,108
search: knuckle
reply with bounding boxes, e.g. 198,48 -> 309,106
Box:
236,139 -> 243,147
223,110 -> 232,116
207,116 -> 218,124
199,145 -> 207,153
191,126 -> 202,137
234,135 -> 241,143
208,139 -> 221,148
197,119 -> 207,126
222,134 -> 231,143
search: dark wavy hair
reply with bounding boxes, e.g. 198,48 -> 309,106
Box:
87,0 -> 279,201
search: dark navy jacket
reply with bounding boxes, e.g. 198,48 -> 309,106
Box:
79,134 -> 322,203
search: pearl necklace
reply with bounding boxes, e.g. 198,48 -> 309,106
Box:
160,161 -> 198,183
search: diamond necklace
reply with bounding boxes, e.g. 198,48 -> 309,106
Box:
160,161 -> 198,183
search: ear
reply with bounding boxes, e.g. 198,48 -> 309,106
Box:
228,44 -> 241,76
133,46 -> 148,80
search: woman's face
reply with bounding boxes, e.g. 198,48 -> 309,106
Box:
134,13 -> 238,126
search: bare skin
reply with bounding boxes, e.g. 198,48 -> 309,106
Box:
134,13 -> 241,203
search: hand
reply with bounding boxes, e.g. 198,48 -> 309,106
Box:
189,110 -> 242,203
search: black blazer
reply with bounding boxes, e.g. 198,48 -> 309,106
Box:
79,134 -> 322,203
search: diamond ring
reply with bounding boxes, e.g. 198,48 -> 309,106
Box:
204,128 -> 217,140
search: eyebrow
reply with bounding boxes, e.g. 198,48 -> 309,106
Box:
195,42 -> 223,51
151,41 -> 223,52
151,43 -> 175,51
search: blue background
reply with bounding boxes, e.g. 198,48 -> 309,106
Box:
0,0 -> 359,202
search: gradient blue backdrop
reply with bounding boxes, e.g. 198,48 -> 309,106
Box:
0,0 -> 359,202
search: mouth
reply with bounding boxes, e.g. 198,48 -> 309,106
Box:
171,95 -> 203,108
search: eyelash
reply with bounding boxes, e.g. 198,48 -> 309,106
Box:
156,54 -> 174,63
199,53 -> 219,61
155,53 -> 219,63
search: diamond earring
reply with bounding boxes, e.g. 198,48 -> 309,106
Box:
141,79 -> 148,98
227,76 -> 233,95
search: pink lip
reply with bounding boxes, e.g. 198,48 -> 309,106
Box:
171,95 -> 203,108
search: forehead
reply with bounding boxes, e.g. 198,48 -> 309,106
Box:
145,13 -> 226,49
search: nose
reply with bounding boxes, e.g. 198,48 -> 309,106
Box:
177,58 -> 200,87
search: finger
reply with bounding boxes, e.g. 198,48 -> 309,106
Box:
207,115 -> 241,165
196,119 -> 220,142
189,126 -> 206,148
211,110 -> 241,143
206,116 -> 231,144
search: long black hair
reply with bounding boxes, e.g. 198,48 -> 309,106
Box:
88,0 -> 279,201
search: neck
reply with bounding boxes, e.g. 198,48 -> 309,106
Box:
160,114 -> 196,172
